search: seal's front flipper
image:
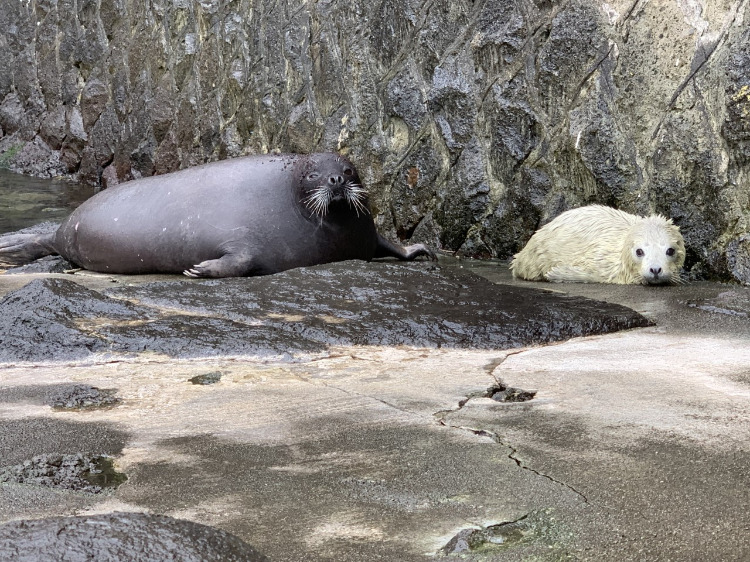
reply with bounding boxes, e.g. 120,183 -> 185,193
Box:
0,233 -> 57,266
183,253 -> 255,278
374,234 -> 437,261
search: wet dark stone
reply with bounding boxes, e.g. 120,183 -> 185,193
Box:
0,512 -> 268,562
5,254 -> 75,274
45,384 -> 120,410
189,371 -> 223,385
0,453 -> 126,494
0,262 -> 651,363
441,511 -> 550,554
0,277 -> 144,362
106,262 -> 651,349
487,384 -> 537,403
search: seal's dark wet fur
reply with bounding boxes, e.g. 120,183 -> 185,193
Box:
0,153 -> 435,277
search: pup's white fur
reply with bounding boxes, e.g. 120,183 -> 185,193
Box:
510,205 -> 686,285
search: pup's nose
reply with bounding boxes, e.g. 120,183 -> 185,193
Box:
650,267 -> 662,275
328,175 -> 344,186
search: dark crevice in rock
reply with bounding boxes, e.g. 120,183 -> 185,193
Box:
484,383 -> 536,403
434,350 -> 533,419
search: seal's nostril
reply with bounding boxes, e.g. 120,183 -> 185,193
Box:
650,267 -> 662,275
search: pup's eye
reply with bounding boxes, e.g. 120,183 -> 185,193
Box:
343,167 -> 353,176
636,249 -> 644,257
666,248 -> 675,256
307,173 -> 320,181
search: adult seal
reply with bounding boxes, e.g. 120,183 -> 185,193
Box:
0,153 -> 436,277
510,204 -> 686,285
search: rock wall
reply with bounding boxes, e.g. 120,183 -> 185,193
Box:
1,0 -> 749,281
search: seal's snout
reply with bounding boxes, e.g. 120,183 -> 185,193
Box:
328,175 -> 347,202
644,265 -> 669,285
329,175 -> 346,194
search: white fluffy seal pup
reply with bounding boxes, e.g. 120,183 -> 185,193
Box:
510,205 -> 686,285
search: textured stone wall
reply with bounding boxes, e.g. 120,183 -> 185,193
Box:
1,0 -> 749,281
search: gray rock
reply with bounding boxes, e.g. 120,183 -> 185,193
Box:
727,234 -> 750,285
0,453 -> 125,494
0,262 -> 650,363
0,513 -> 268,562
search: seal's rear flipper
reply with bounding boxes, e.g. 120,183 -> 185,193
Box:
0,233 -> 57,266
374,234 -> 437,261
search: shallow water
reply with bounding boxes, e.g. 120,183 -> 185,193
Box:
0,169 -> 94,234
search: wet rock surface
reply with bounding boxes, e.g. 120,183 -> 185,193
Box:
0,453 -> 126,494
0,277 -> 144,362
0,513 -> 268,562
0,262 -> 649,363
45,384 -> 120,410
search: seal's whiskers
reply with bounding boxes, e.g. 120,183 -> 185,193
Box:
344,182 -> 369,216
303,185 -> 332,217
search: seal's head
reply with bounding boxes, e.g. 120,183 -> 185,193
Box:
623,215 -> 686,285
297,154 -> 369,218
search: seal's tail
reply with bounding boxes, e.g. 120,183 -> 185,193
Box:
0,232 -> 57,266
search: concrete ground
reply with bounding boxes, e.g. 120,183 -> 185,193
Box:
1,259 -> 748,561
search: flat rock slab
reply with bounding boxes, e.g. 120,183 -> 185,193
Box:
0,262 -> 649,363
0,512 -> 268,561
1,270 -> 748,560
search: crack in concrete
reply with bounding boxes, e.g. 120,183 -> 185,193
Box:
289,371 -> 425,420
433,349 -> 529,420
440,420 -> 590,505
433,348 -> 590,505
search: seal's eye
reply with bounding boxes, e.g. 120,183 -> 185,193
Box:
635,249 -> 644,257
343,167 -> 354,176
666,248 -> 675,257
307,172 -> 320,182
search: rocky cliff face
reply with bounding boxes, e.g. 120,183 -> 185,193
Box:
1,0 -> 748,281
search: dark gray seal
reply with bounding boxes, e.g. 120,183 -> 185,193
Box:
0,153 -> 435,277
